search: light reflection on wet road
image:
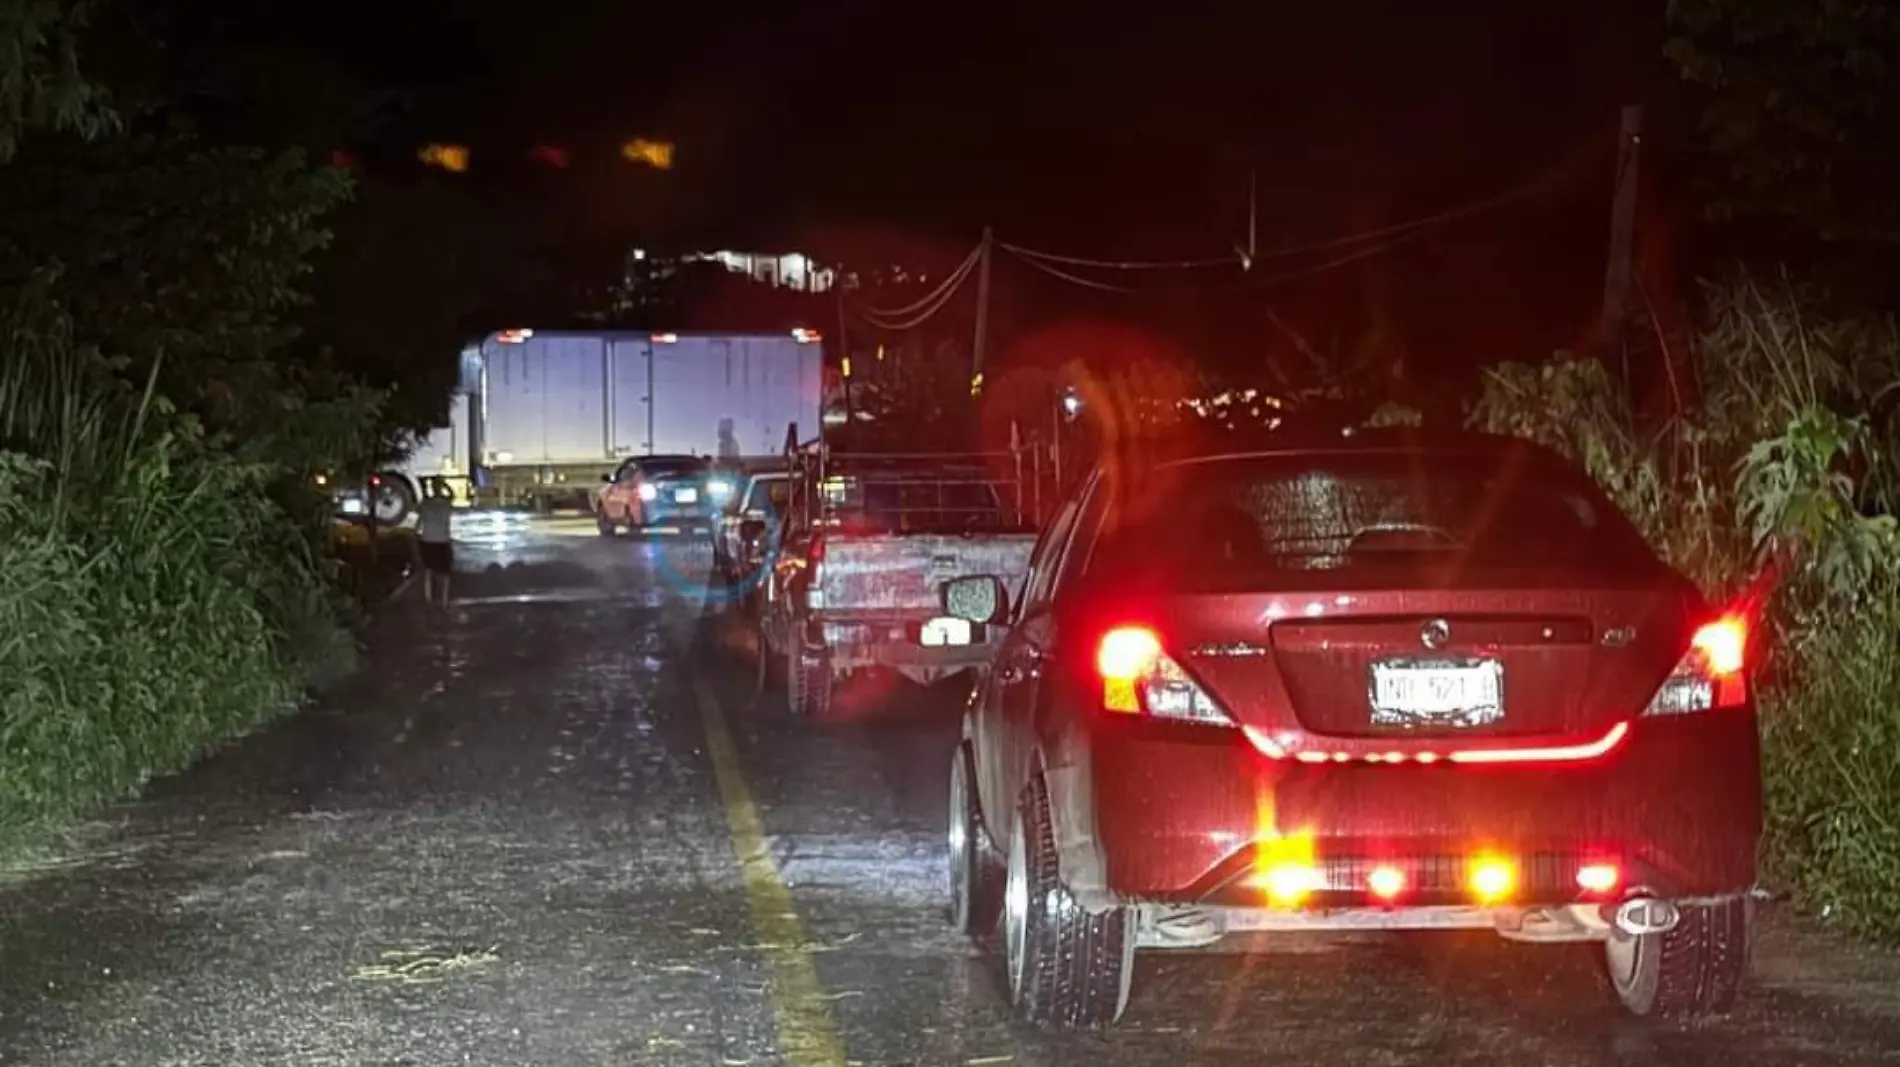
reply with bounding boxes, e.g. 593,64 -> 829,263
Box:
1,512 -> 1898,1066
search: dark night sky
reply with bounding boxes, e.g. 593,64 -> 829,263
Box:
154,1 -> 1682,384
177,2 -> 1669,239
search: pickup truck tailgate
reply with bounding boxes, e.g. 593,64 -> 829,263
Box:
818,533 -> 1037,613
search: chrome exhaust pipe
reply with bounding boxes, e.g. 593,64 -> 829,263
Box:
1609,893 -> 1681,937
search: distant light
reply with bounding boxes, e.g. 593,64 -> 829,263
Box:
622,138 -> 675,169
1061,392 -> 1083,417
970,371 -> 985,398
651,332 -> 679,344
840,357 -> 852,379
494,329 -> 533,344
419,143 -> 469,173
792,328 -> 821,344
632,248 -> 647,261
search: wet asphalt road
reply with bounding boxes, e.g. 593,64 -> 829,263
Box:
3,513 -> 1900,1067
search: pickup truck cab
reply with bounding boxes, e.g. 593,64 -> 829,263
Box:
715,469 -> 789,592
757,451 -> 1038,719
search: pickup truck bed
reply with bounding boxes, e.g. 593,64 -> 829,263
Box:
816,533 -> 1036,614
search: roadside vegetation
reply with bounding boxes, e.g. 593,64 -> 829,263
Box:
1470,271 -> 1900,939
0,5 -> 462,849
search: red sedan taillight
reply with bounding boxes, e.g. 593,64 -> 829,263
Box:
1643,615 -> 1749,716
1096,626 -> 1233,726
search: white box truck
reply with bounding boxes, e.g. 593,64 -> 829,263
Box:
346,329 -> 827,521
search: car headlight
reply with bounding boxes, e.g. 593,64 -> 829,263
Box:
708,479 -> 733,497
637,483 -> 658,501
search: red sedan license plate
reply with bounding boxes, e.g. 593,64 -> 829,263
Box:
1369,659 -> 1503,727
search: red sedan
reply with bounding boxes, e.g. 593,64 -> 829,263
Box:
941,429 -> 1760,1029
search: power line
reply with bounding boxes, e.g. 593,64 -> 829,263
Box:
1001,246 -> 1144,292
848,245 -> 982,320
849,252 -> 983,331
999,242 -> 1238,271
996,131 -> 1616,297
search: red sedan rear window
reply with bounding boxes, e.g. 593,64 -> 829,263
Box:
1092,451 -> 1656,585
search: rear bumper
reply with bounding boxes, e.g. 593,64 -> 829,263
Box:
814,614 -> 1000,672
633,504 -> 716,529
1083,710 -> 1761,903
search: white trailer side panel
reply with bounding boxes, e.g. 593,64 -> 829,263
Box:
608,338 -> 650,457
481,334 -> 608,465
482,332 -> 822,467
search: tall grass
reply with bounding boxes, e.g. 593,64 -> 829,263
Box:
0,294 -> 350,838
1470,268 -> 1900,939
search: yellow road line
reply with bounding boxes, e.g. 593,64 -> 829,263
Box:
693,672 -> 848,1067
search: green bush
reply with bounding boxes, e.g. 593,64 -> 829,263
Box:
1470,269 -> 1900,939
0,306 -> 354,838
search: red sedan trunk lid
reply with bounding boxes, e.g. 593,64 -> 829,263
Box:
1161,579 -> 1690,746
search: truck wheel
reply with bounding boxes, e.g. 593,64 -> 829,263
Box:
1005,772 -> 1134,1030
373,472 -> 416,526
786,646 -> 831,720
948,741 -> 1004,938
1605,897 -> 1751,1019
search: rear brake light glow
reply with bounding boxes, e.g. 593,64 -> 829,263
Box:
1244,720 -> 1628,766
1645,614 -> 1748,716
1468,856 -> 1516,903
1695,617 -> 1746,675
1095,626 -> 1230,724
1367,865 -> 1406,900
1258,862 -> 1323,905
1576,863 -> 1621,894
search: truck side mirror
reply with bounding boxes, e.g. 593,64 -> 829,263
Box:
941,574 -> 1007,625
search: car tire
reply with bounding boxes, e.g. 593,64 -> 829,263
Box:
1004,773 -> 1134,1030
1605,896 -> 1751,1019
786,646 -> 831,719
596,513 -> 618,537
948,741 -> 1004,938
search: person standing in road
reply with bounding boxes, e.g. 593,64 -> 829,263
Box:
415,479 -> 456,606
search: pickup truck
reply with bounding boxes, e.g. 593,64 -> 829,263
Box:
757,450 -> 1038,719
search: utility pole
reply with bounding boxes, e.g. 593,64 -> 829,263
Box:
1600,105 -> 1643,385
835,283 -> 851,426
1235,167 -> 1258,270
971,227 -> 994,396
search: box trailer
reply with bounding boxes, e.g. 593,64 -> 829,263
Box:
337,329 -> 824,521
472,329 -> 824,510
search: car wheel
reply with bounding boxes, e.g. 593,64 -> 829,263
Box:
596,512 -> 618,537
948,741 -> 1004,938
1605,897 -> 1750,1019
1004,772 -> 1134,1030
786,646 -> 831,719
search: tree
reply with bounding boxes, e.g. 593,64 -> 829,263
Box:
1667,0 -> 1900,243
0,129 -> 373,467
0,0 -> 114,161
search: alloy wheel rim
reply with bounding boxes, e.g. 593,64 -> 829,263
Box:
1005,817 -> 1030,999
